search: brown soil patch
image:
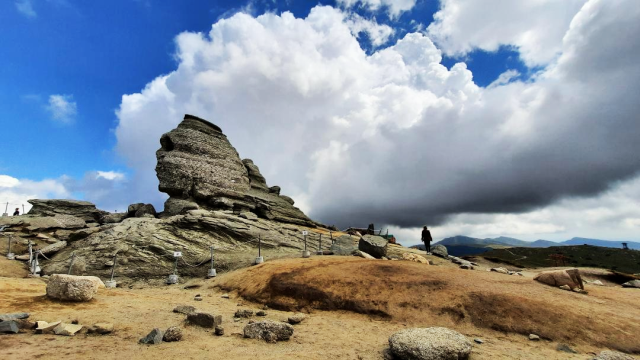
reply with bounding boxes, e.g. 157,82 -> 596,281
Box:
215,257 -> 640,354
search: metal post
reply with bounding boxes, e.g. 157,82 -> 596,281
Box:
105,254 -> 117,288
173,256 -> 178,275
302,233 -> 310,258
316,234 -> 323,255
28,241 -> 33,264
22,204 -> 25,215
67,252 -> 76,275
208,246 -> 217,277
255,235 -> 264,264
31,251 -> 41,277
7,235 -> 14,260
4,202 -> 8,214
167,250 -> 179,284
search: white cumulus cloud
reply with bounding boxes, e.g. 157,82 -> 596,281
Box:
15,0 -> 37,19
337,0 -> 416,18
47,94 -> 77,123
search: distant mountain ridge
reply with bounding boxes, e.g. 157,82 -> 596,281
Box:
434,235 -> 640,250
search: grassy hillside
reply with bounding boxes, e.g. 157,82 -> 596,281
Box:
480,245 -> 640,274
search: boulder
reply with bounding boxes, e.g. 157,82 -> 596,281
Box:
331,235 -> 358,255
243,321 -> 294,343
268,186 -> 281,195
0,313 -> 29,321
592,350 -> 635,360
163,198 -> 199,216
243,159 -> 269,192
431,244 -> 448,258
53,323 -> 83,336
128,203 -> 157,218
214,325 -> 224,336
235,309 -> 254,318
163,326 -> 183,342
27,199 -> 108,224
358,235 -> 388,258
46,274 -> 103,301
534,269 -> 584,290
173,305 -> 196,315
101,212 -> 127,224
186,312 -> 222,328
140,328 -> 164,345
287,313 -> 306,325
402,253 -> 430,264
0,321 -> 19,334
621,279 -> 640,288
388,327 -> 473,360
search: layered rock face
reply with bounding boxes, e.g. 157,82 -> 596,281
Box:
27,199 -> 108,224
156,114 -> 315,227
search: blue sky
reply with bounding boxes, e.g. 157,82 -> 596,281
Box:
0,0 -> 526,181
3,0 -> 639,243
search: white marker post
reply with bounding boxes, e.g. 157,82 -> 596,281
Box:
255,235 -> 264,264
302,230 -> 310,258
208,246 -> 217,277
167,251 -> 181,284
316,234 -> 323,255
105,253 -> 117,288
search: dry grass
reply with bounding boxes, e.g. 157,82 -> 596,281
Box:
215,257 -> 640,354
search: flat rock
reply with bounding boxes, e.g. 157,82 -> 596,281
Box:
389,327 -> 472,360
89,323 -> 114,334
0,321 -> 19,334
140,328 -> 164,345
243,320 -> 294,343
0,312 -> 29,321
529,334 -> 540,341
39,241 -> 67,256
46,274 -> 102,301
186,312 -> 222,328
27,199 -> 108,224
36,320 -> 61,334
621,279 -> 640,288
287,313 -> 306,325
556,344 -> 578,354
534,269 -> 584,290
402,253 -> 429,264
53,323 -> 84,336
163,326 -> 183,342
173,305 -> 196,314
358,235 -> 388,258
353,250 -> 375,259
239,212 -> 258,221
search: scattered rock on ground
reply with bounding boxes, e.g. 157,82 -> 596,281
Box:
491,267 -> 510,275
88,323 -> 114,334
36,321 -> 61,334
239,212 -> 258,221
186,312 -> 222,328
163,326 -> 183,342
173,305 -> 196,315
459,264 -> 473,270
431,244 -> 448,258
621,280 -> 640,288
0,313 -> 29,321
214,325 -> 224,336
235,309 -> 254,318
38,241 -> 68,256
529,334 -> 540,341
243,321 -> 294,343
139,328 -> 164,345
534,269 -> 584,290
402,253 -> 430,264
590,280 -> 604,286
556,344 -> 578,354
194,295 -> 202,301
256,311 -> 267,317
288,313 -> 306,325
389,327 -> 472,360
358,235 -> 388,258
592,350 -> 635,360
46,274 -> 102,301
0,321 -> 19,334
559,285 -> 572,291
353,250 -> 375,259
474,338 -> 483,344
14,319 -> 36,330
53,323 -> 84,336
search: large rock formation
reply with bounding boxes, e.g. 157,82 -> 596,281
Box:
27,199 -> 108,224
156,114 -> 315,227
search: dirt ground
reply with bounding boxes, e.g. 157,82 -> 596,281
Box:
0,252 -> 638,359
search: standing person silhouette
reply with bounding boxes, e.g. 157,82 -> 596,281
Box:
421,226 -> 432,254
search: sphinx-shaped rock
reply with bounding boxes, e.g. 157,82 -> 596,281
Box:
157,114 -> 316,227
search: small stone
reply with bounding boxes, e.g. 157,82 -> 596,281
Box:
529,334 -> 540,341
194,296 -> 203,301
214,325 -> 224,336
53,323 -> 84,336
591,280 -> 604,286
287,313 -> 306,325
592,350 -> 635,360
36,320 -> 61,334
89,323 -> 114,335
234,309 -> 254,318
71,319 -> 79,325
163,326 -> 183,342
256,311 -> 267,317
556,344 -> 578,354
221,294 -> 230,299
173,305 -> 196,315
0,321 -> 19,334
140,328 -> 164,345
186,312 -> 222,328
559,285 -> 572,291
459,264 -> 473,270
474,338 -> 483,344
233,318 -> 240,322
14,319 -> 36,330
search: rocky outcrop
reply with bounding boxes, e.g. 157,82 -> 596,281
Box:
388,327 -> 472,360
27,199 -> 108,224
128,203 -> 157,218
331,235 -> 358,255
156,114 -> 316,227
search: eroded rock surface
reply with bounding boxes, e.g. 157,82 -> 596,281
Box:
27,199 -> 108,224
